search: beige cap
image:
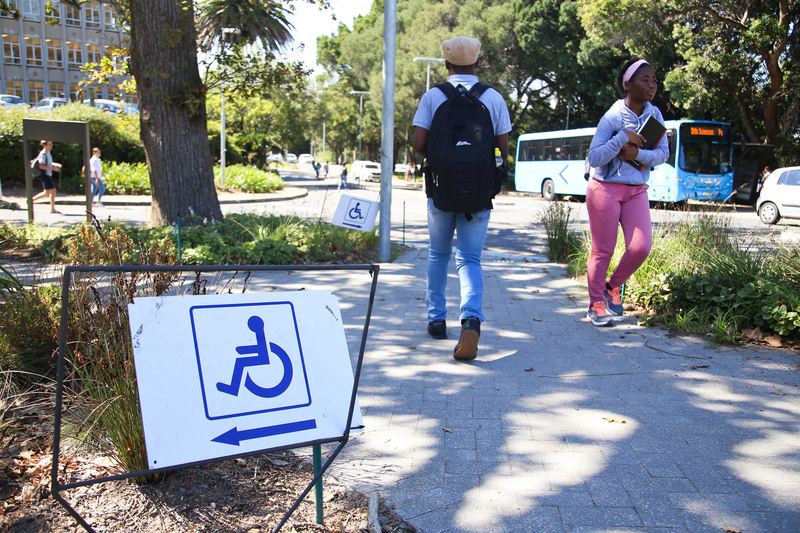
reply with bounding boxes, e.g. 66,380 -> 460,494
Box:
441,36 -> 481,66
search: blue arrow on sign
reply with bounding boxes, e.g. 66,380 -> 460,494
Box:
212,419 -> 317,446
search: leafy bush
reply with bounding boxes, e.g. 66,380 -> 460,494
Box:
214,164 -> 283,193
103,161 -> 151,195
0,104 -> 145,190
570,212 -> 800,340
535,201 -> 583,262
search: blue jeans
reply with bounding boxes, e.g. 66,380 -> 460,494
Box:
92,179 -> 105,201
426,198 -> 490,323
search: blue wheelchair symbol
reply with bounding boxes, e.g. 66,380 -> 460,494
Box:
216,316 -> 293,399
348,202 -> 365,221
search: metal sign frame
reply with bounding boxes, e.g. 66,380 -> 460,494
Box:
22,118 -> 92,224
51,264 -> 380,532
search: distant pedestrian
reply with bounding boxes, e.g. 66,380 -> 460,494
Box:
313,162 -> 320,179
31,140 -> 62,214
405,162 -> 414,183
758,166 -> 772,192
338,167 -> 348,190
90,147 -> 105,207
324,163 -> 329,177
584,58 -> 669,326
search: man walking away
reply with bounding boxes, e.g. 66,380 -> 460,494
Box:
90,147 -> 105,207
412,36 -> 511,360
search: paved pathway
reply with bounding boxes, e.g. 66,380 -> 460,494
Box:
280,250 -> 800,533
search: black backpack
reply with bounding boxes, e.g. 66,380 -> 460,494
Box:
425,83 -> 502,214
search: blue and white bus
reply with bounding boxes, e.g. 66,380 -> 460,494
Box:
514,120 -> 735,203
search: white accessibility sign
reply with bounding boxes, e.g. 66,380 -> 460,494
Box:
331,194 -> 378,232
128,290 -> 362,469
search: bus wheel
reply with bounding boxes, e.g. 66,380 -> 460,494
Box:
758,202 -> 780,225
542,179 -> 557,202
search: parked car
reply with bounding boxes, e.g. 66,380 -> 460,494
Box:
298,153 -> 314,165
83,98 -> 122,113
32,97 -> 69,111
267,153 -> 283,163
0,94 -> 26,108
122,103 -> 139,114
351,161 -> 381,182
757,166 -> 800,224
284,153 -> 298,163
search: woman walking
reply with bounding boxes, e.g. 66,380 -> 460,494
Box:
585,58 -> 669,326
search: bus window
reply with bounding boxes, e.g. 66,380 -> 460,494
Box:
544,140 -> 557,161
666,130 -> 676,167
678,123 -> 733,175
518,139 -> 545,161
579,136 -> 592,160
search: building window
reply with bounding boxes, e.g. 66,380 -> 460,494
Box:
3,34 -> 21,64
21,0 -> 39,21
66,41 -> 81,69
46,38 -> 62,67
85,2 -> 100,29
123,92 -> 138,104
104,7 -> 120,31
6,80 -> 23,97
65,5 -> 80,26
25,36 -> 42,66
86,43 -> 101,64
28,81 -> 44,103
45,1 -> 61,24
1,0 -> 18,18
107,86 -> 119,99
49,82 -> 64,98
69,83 -> 79,100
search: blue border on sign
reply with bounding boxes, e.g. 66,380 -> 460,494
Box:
189,301 -> 312,421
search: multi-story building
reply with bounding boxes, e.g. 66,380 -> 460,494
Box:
1,0 -> 135,104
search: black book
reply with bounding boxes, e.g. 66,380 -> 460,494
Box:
627,115 -> 667,171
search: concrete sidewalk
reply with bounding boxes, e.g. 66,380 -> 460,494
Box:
272,250 -> 800,533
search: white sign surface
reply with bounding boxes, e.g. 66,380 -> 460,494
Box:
128,290 -> 362,469
331,194 -> 379,232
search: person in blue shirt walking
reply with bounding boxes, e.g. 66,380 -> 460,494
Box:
412,36 -> 511,360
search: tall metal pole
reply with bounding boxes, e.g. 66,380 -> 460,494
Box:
414,58 -> 445,92
322,121 -> 326,166
379,0 -> 397,263
220,90 -> 226,187
350,91 -> 369,162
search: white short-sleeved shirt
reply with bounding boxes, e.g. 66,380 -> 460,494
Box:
90,155 -> 102,180
37,150 -> 53,176
412,74 -> 512,136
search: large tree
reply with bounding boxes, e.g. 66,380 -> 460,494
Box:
579,0 -> 799,163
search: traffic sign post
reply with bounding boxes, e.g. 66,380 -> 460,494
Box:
51,264 -> 380,533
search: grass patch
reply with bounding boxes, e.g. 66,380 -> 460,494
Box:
569,211 -> 800,340
535,201 -> 584,263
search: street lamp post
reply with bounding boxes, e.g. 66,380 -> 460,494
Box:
413,57 -> 446,92
350,91 -> 370,162
219,28 -> 237,188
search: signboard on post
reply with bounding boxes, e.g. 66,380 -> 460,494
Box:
128,290 -> 362,469
331,194 -> 379,232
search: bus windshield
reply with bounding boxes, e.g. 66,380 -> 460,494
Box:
678,123 -> 733,175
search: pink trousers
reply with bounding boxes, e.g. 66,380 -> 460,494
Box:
586,179 -> 653,304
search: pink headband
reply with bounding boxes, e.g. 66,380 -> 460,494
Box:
623,59 -> 650,85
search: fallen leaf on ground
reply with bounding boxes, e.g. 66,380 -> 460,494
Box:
443,428 -> 453,433
602,417 -> 626,424
524,367 -> 534,372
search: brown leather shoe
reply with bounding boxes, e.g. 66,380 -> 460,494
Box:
454,317 -> 480,360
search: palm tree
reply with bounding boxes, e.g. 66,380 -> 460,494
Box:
197,0 -> 295,52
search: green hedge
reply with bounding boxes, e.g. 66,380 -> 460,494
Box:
0,104 -> 145,190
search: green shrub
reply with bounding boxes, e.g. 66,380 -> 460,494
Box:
536,201 -> 582,262
214,164 -> 283,193
103,161 -> 151,195
0,104 -> 144,189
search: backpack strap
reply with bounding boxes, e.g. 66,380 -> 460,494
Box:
468,83 -> 490,99
435,82 -> 459,101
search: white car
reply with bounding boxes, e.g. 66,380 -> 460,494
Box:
83,98 -> 122,113
284,153 -> 298,163
266,153 -> 282,163
757,166 -> 800,224
351,161 -> 381,182
32,97 -> 69,111
298,154 -> 314,165
0,94 -> 26,108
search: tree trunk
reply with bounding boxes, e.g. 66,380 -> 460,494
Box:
129,0 -> 222,226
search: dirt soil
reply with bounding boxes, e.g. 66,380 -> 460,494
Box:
0,400 -> 415,533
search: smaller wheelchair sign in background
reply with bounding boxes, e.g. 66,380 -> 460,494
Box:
331,194 -> 378,232
128,290 -> 362,469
